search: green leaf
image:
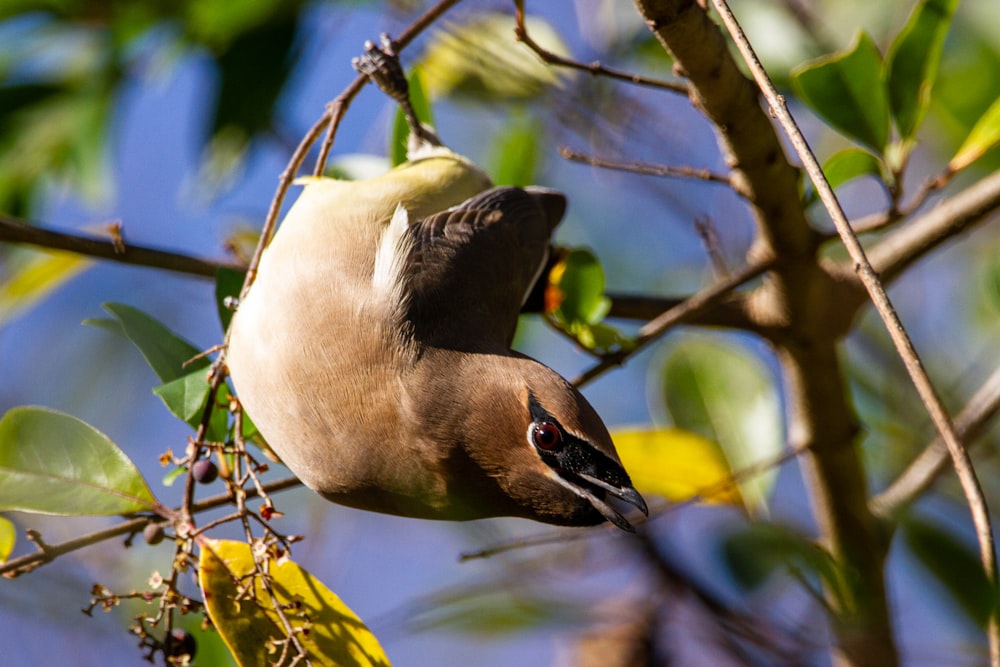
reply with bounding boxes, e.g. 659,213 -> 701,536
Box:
200,539 -> 392,667
215,266 -> 246,332
0,407 -> 157,516
823,148 -> 885,191
611,428 -> 741,505
902,515 -> 994,626
153,370 -> 231,441
0,515 -> 14,563
154,370 -> 212,424
950,96 -> 1000,171
721,522 -> 844,603
545,249 -> 633,354
0,78 -> 115,211
88,303 -> 206,382
886,0 -> 959,139
80,316 -> 121,336
658,336 -> 783,515
792,32 -> 890,153
0,249 -> 92,326
405,587 -> 585,636
209,15 -> 299,142
547,249 -> 611,326
184,0 -> 288,49
241,410 -> 261,444
162,466 -> 186,488
390,67 -> 434,167
490,114 -> 540,186
805,147 -> 887,206
571,321 -> 634,356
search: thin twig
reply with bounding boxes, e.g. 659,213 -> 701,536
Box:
572,258 -> 771,387
0,477 -> 301,578
821,168 -> 952,239
694,215 -> 731,276
872,364 -> 1000,519
865,168 -> 1000,285
0,214 -> 236,278
238,114 -> 333,302
560,147 -> 733,186
707,0 -> 1000,662
313,83 -> 366,179
314,0 -> 464,176
181,362 -> 230,523
513,4 -> 689,95
238,0 -> 465,301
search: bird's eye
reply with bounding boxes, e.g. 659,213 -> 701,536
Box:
531,422 -> 562,451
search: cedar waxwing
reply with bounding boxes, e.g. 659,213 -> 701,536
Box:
225,39 -> 647,532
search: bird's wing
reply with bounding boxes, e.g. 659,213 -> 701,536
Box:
394,186 -> 566,350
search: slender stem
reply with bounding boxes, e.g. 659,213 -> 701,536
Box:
313,0 -> 464,177
707,0 -> 999,662
0,214 -> 236,278
514,6 -> 688,95
872,364 -> 1000,519
0,477 -> 301,578
559,147 -> 733,186
572,258 -> 771,387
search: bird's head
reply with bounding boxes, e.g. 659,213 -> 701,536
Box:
429,352 -> 648,531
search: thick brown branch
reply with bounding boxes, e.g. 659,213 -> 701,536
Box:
0,214 -> 238,278
703,0 -> 998,662
633,0 -> 817,262
632,1 -> 900,665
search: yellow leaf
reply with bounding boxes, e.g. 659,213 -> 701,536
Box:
199,539 -> 391,667
612,428 -> 742,506
0,515 -> 14,564
950,96 -> 1000,171
0,249 -> 92,326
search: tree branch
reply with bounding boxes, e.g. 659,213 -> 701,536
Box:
703,0 -> 999,663
513,5 -> 689,95
866,169 -> 1000,285
0,214 -> 238,278
871,364 -> 1000,520
1,209 -> 764,333
559,147 -> 734,187
632,1 -> 901,664
0,476 -> 301,579
243,0 -> 466,301
572,258 -> 771,387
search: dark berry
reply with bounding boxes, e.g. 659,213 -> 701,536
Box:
192,459 -> 218,484
164,629 -> 196,660
143,523 -> 165,546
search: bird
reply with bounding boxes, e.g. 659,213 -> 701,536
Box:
225,38 -> 647,532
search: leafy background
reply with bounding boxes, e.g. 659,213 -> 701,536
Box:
1,0 -> 1000,664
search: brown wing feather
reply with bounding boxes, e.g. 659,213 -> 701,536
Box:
401,187 -> 566,350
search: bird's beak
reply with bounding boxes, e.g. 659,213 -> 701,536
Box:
572,471 -> 648,533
